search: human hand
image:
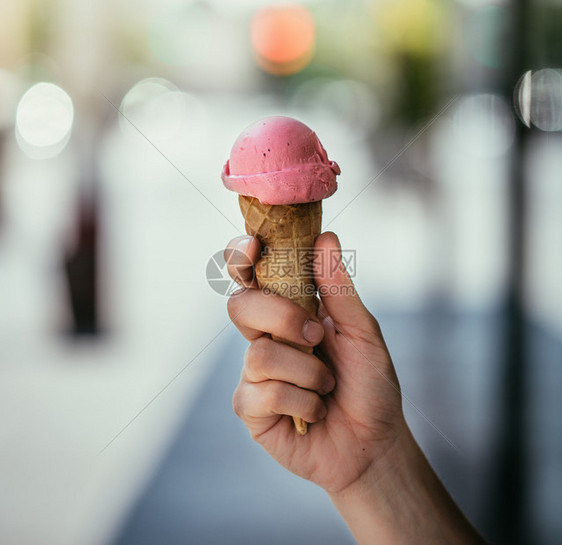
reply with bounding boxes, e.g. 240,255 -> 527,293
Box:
226,231 -> 407,495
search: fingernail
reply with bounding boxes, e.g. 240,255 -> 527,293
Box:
226,237 -> 251,264
323,374 -> 336,394
302,319 -> 323,344
237,236 -> 252,252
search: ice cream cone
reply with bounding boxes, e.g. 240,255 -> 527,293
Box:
239,194 -> 322,435
222,116 -> 340,435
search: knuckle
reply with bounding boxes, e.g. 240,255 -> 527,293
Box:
227,292 -> 243,321
263,381 -> 284,412
232,386 -> 245,419
247,336 -> 270,364
244,337 -> 271,380
278,305 -> 302,336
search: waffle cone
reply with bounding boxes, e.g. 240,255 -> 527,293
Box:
239,195 -> 322,435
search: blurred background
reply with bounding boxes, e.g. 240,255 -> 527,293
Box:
0,0 -> 561,544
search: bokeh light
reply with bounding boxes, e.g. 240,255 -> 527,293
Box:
251,5 -> 315,76
15,82 -> 74,159
452,93 -> 515,157
514,69 -> 562,132
119,78 -> 204,143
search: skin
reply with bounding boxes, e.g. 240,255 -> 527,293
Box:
225,231 -> 487,545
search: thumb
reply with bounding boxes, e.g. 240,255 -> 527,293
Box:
313,232 -> 371,334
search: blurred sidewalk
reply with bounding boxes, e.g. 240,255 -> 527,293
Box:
111,309 -> 562,545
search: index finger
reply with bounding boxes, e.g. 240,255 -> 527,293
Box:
224,235 -> 261,288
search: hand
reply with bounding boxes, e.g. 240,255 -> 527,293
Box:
225,232 -> 487,544
226,231 -> 407,495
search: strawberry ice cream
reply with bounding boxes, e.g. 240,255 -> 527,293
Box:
221,116 -> 340,205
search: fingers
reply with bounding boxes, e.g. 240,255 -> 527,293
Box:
233,379 -> 328,427
313,232 -> 376,334
227,288 -> 324,347
224,235 -> 261,288
232,326 -> 334,436
244,337 -> 336,395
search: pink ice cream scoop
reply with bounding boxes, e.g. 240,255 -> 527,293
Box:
221,116 -> 340,205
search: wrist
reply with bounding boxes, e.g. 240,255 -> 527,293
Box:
328,418 -> 414,543
329,423 -> 486,545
